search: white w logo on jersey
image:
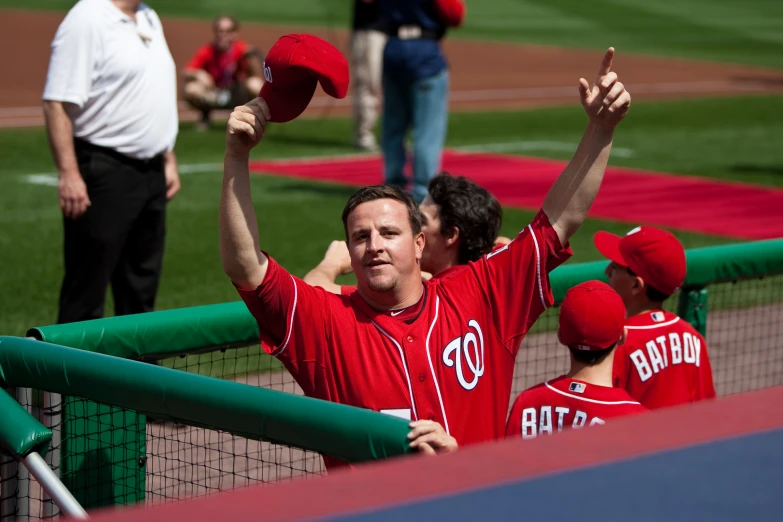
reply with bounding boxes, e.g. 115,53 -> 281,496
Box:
442,319 -> 485,390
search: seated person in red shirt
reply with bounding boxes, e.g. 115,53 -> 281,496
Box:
506,281 -> 648,440
183,15 -> 264,129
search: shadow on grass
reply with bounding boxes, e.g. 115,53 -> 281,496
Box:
731,164 -> 783,176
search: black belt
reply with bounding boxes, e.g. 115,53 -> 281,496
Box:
74,138 -> 164,169
388,24 -> 442,40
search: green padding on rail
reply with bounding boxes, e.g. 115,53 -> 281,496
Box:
27,301 -> 258,359
0,387 -> 51,458
678,239 -> 783,288
0,336 -> 413,464
550,237 -> 783,302
550,260 -> 607,304
25,238 -> 783,359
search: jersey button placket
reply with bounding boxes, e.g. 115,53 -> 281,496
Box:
404,333 -> 433,423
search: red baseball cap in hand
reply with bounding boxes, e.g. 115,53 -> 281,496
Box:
558,280 -> 626,351
593,226 -> 687,296
259,34 -> 349,123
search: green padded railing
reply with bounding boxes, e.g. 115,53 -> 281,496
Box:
0,336 -> 411,464
26,238 -> 783,359
26,302 -> 257,360
0,387 -> 51,459
549,237 -> 783,304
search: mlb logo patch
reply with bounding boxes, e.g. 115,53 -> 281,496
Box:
569,382 -> 586,394
651,312 -> 665,322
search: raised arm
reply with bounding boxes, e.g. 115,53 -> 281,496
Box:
542,47 -> 631,246
219,98 -> 272,290
303,240 -> 353,294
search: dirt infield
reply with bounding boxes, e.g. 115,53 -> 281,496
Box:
2,9 -> 783,128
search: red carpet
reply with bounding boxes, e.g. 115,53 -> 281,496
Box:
249,151 -> 783,240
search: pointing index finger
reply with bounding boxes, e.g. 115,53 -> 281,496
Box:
597,47 -> 615,79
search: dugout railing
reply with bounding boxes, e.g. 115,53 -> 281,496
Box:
0,388 -> 86,519
2,237 -> 782,520
0,336 -> 412,520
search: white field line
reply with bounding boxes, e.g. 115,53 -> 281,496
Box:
19,141 -> 632,186
22,174 -> 59,187
21,162 -> 224,186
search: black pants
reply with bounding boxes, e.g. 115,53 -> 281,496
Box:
57,139 -> 167,324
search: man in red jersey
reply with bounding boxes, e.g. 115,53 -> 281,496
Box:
183,15 -> 264,129
219,46 -> 632,459
594,226 -> 716,409
506,281 -> 648,439
304,172 -> 511,292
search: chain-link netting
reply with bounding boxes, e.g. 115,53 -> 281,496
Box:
513,275 -> 783,400
702,275 -> 783,396
0,349 -> 324,521
145,346 -> 324,505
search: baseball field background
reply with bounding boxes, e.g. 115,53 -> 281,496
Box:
0,0 -> 782,338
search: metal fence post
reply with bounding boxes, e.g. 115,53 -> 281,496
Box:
676,286 -> 708,337
22,453 -> 87,520
42,392 -> 62,519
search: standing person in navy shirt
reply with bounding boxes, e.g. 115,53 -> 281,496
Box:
379,0 -> 465,203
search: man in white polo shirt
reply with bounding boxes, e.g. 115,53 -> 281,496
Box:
42,0 -> 181,324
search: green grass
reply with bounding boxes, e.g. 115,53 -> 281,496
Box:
3,0 -> 782,68
448,96 -> 783,187
1,95 -> 781,337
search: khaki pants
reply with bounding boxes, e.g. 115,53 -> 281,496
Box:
350,29 -> 387,149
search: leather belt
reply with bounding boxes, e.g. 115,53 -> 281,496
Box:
393,25 -> 440,40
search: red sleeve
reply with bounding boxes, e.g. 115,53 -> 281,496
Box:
231,40 -> 255,73
433,0 -> 466,27
473,209 -> 572,350
234,255 -> 330,387
186,45 -> 212,70
234,40 -> 249,55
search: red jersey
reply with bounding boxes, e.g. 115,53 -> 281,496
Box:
186,40 -> 252,88
505,376 -> 647,439
237,210 -> 571,452
613,310 -> 716,409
